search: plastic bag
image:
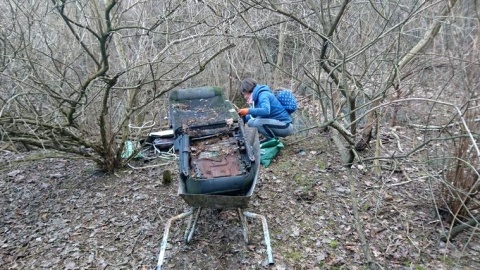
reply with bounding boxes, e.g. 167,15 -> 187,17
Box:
121,140 -> 144,159
260,138 -> 284,167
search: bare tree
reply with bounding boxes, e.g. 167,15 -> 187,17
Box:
0,0 -> 234,171
217,0 -> 480,267
1,0 -> 479,266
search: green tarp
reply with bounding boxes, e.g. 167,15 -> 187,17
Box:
260,138 -> 284,167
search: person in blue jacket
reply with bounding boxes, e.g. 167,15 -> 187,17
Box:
237,78 -> 293,142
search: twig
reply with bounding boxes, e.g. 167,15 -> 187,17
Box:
389,180 -> 413,187
332,127 -> 380,269
127,162 -> 172,170
389,129 -> 403,153
408,118 -> 480,131
440,213 -> 480,242
284,134 -> 317,145
406,221 -> 421,255
128,231 -> 145,256
347,167 -> 381,270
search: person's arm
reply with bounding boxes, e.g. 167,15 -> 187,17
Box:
249,92 -> 270,117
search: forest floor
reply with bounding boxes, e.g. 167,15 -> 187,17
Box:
1,127 -> 480,270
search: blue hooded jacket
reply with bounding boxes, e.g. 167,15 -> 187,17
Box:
248,84 -> 292,123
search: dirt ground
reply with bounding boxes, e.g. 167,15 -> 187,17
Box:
1,128 -> 480,270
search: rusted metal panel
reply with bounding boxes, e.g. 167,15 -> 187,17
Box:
192,154 -> 242,179
190,136 -> 243,179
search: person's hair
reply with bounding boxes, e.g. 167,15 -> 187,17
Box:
238,78 -> 257,94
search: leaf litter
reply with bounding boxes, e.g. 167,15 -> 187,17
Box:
1,129 -> 480,269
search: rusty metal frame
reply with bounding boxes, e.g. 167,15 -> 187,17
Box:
155,207 -> 274,270
155,87 -> 271,269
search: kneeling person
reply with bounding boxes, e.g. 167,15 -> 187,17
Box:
237,78 -> 293,142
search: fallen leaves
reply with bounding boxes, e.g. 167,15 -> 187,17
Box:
1,129 -> 479,269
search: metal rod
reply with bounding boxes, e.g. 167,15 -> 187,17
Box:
183,209 -> 195,243
186,207 -> 202,243
237,208 -> 249,243
243,211 -> 274,265
156,210 -> 194,270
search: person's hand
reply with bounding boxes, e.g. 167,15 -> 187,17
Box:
238,108 -> 249,117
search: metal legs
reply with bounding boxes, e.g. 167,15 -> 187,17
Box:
155,209 -> 194,270
238,208 -> 249,243
184,207 -> 202,243
243,211 -> 274,265
155,207 -> 274,269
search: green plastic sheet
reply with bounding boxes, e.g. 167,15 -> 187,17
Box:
121,141 -> 144,159
260,138 -> 284,167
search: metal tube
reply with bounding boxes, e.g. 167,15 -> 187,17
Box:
186,207 -> 202,243
243,211 -> 274,265
237,208 -> 249,243
156,210 -> 194,270
183,209 -> 195,243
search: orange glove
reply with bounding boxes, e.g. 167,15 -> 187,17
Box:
238,108 -> 249,117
